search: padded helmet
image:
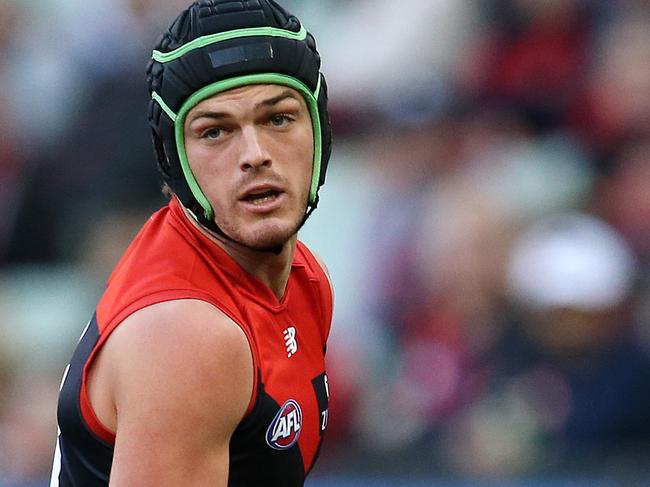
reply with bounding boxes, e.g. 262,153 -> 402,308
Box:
146,0 -> 332,224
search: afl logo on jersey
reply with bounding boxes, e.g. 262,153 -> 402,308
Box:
265,399 -> 302,450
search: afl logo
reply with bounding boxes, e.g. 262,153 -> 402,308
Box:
265,399 -> 302,450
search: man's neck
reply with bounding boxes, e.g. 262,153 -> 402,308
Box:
216,235 -> 297,301
182,206 -> 296,300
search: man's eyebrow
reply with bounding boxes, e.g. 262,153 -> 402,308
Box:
187,110 -> 230,124
188,90 -> 302,124
255,90 -> 301,110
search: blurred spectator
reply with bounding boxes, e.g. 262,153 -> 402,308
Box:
568,10 -> 650,170
0,373 -> 59,484
441,213 -> 649,476
288,0 -> 477,113
5,0 -> 174,264
458,0 -> 592,133
0,2 -> 25,264
6,67 -> 165,264
594,139 -> 650,262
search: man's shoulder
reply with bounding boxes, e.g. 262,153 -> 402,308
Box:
102,299 -> 253,415
110,299 -> 247,358
96,298 -> 254,474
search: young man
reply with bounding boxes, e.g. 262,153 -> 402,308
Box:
50,1 -> 333,485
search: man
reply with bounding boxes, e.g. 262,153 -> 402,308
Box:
50,1 -> 333,485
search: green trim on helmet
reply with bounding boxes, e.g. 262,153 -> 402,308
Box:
172,73 -> 323,221
314,74 -> 322,101
151,91 -> 178,122
152,26 -> 308,64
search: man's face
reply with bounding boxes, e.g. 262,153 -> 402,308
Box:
184,84 -> 314,251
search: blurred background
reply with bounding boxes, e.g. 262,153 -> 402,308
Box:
1,0 -> 649,485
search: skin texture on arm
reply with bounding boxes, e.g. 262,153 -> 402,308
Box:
87,299 -> 254,487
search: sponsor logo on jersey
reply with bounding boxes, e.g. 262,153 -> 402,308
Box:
265,399 -> 302,450
283,326 -> 298,358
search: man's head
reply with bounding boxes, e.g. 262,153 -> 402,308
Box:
184,83 -> 314,250
146,0 -> 331,243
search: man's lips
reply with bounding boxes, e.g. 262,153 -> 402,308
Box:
238,183 -> 286,211
239,183 -> 284,202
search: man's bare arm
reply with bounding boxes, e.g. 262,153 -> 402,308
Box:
88,299 -> 253,487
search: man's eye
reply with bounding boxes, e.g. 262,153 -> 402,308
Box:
202,128 -> 222,140
270,114 -> 291,127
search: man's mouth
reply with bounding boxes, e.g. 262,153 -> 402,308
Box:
245,189 -> 280,205
240,185 -> 284,207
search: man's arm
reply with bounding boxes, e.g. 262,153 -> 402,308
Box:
88,299 -> 253,487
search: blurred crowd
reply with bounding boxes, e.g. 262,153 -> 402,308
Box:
1,0 -> 649,485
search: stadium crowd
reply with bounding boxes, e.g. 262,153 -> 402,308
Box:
0,0 -> 649,485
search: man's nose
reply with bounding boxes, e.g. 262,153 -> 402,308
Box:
238,126 -> 271,172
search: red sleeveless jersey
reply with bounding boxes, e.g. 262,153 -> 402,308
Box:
52,197 -> 333,486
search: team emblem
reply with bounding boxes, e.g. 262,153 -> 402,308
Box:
265,399 -> 302,450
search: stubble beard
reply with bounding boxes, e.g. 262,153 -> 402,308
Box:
216,210 -> 306,254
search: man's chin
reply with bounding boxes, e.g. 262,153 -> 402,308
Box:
251,242 -> 288,255
245,231 -> 296,254
226,221 -> 300,253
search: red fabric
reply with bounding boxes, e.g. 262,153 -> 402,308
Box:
79,197 -> 333,471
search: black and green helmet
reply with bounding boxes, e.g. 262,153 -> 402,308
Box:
146,0 -> 332,226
